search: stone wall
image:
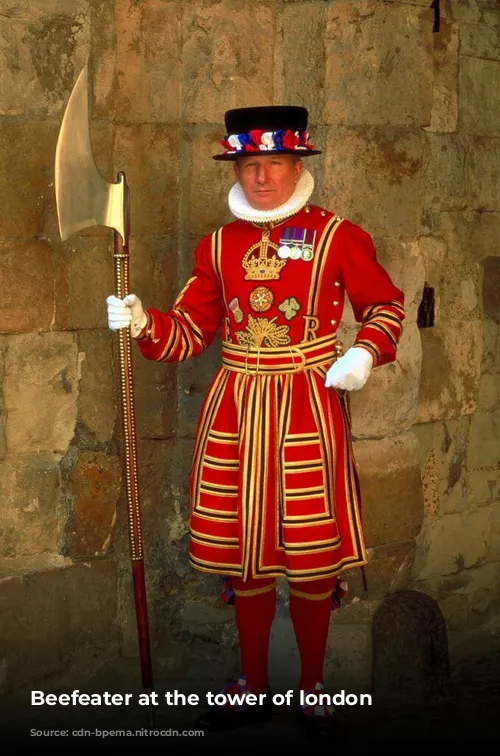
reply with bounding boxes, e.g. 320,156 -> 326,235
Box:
0,0 -> 499,694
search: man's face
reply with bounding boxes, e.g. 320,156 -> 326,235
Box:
234,154 -> 303,211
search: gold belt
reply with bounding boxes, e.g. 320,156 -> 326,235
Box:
221,334 -> 343,376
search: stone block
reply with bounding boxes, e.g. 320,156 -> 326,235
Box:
423,133 -> 467,210
325,621 -> 373,692
0,120 -> 58,238
460,21 -> 500,61
466,409 -> 500,469
483,256 -> 500,324
3,332 -> 78,454
65,237 -> 114,330
468,467 -> 500,509
486,499 -> 500,563
482,318 -> 500,374
0,453 -> 61,558
0,557 -> 118,694
436,262 -> 481,321
468,210 -> 500,261
422,209 -> 500,265
184,126 -> 234,238
345,541 -> 417,605
412,234 -> 447,292
323,2 -> 433,128
372,236 -> 426,324
0,241 -> 54,333
318,126 -> 424,237
416,319 -> 482,422
412,508 -> 491,580
350,324 -> 421,438
176,342 -> 221,439
112,0 -> 181,123
128,237 -> 179,314
77,330 -> 116,443
0,338 -> 6,459
181,1 -> 274,124
68,451 -> 122,558
281,3 -> 326,124
477,373 -> 500,413
447,0 -> 500,25
460,59 -> 500,137
412,417 -> 470,518
468,136 -> 500,211
425,20 -> 459,134
89,0 -> 115,118
114,123 -> 180,237
134,439 -> 178,534
0,0 -> 90,117
412,234 -> 481,322
130,348 -> 177,441
353,433 -> 424,547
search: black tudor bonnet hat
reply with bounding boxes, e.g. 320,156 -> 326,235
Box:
213,105 -> 322,161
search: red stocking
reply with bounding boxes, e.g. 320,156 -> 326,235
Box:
231,576 -> 277,694
289,577 -> 336,691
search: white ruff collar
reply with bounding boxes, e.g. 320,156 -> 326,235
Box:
228,169 -> 314,224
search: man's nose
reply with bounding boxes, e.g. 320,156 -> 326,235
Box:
256,165 -> 270,183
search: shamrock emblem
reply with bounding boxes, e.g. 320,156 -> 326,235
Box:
278,297 -> 301,321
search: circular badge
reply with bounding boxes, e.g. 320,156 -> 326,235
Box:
278,245 -> 290,259
290,246 -> 302,260
249,286 -> 274,313
301,247 -> 314,261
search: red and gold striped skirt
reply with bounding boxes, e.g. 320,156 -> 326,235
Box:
188,334 -> 368,582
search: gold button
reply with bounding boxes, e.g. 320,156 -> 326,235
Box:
334,281 -> 340,287
330,319 -> 336,325
320,211 -> 326,216
305,207 -> 310,213
333,301 -> 339,306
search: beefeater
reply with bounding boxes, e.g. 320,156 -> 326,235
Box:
107,105 -> 405,736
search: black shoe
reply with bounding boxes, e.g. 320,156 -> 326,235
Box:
195,676 -> 273,733
296,682 -> 337,738
296,707 -> 337,738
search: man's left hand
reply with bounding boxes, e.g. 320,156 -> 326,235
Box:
324,347 -> 374,391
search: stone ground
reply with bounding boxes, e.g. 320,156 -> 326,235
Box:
2,621 -> 500,752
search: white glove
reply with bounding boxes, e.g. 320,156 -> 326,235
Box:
106,294 -> 147,338
324,346 -> 374,391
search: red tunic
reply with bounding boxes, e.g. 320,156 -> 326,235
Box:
137,206 -> 405,582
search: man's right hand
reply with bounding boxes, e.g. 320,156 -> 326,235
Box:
106,294 -> 147,338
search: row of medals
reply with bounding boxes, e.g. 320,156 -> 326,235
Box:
277,243 -> 314,261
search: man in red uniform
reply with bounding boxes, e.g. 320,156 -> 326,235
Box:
107,106 -> 405,736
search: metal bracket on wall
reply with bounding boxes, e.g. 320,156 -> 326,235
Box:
417,283 -> 435,329
430,0 -> 440,33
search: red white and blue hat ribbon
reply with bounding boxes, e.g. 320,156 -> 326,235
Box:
219,128 -> 315,156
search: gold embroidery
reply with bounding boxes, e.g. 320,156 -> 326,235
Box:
228,297 -> 244,323
278,297 -> 301,321
302,314 -> 320,341
235,314 -> 291,348
249,286 -> 274,313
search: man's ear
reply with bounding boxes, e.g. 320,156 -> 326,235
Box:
233,161 -> 240,182
294,159 -> 304,182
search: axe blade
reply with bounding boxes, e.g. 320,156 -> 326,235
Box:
55,65 -> 127,244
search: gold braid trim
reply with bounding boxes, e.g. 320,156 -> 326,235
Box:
233,582 -> 276,598
289,587 -> 333,601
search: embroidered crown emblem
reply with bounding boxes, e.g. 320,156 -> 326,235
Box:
242,240 -> 286,281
